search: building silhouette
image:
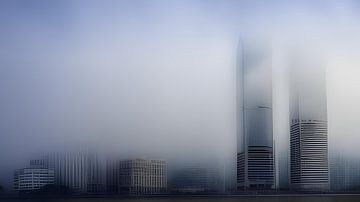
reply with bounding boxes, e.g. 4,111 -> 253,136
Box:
46,152 -> 104,193
170,163 -> 225,194
237,40 -> 275,190
330,155 -> 360,191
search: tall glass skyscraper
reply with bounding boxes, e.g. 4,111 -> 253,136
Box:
289,55 -> 329,191
237,40 -> 275,190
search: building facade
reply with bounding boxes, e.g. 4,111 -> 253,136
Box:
237,40 -> 275,190
107,159 -> 167,195
13,160 -> 55,193
289,55 -> 329,191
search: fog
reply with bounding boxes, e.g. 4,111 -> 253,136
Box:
1,0 -> 360,190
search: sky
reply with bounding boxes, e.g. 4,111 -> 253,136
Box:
1,0 -> 360,189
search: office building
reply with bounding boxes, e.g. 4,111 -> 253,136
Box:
237,40 -> 275,190
13,160 -> 55,193
107,159 -> 167,195
289,54 -> 329,191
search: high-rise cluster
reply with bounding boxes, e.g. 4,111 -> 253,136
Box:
237,41 -> 329,192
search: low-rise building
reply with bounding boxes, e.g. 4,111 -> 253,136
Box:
13,162 -> 55,193
107,159 -> 167,195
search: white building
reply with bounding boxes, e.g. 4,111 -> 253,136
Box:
13,162 -> 55,192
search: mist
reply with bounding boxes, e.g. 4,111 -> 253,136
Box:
1,0 -> 360,190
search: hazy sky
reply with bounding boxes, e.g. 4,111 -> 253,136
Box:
1,0 -> 360,189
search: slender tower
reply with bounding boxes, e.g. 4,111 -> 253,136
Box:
237,40 -> 275,190
289,54 -> 329,191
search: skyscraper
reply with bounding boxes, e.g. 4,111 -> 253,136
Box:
289,54 -> 329,191
237,40 -> 275,190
